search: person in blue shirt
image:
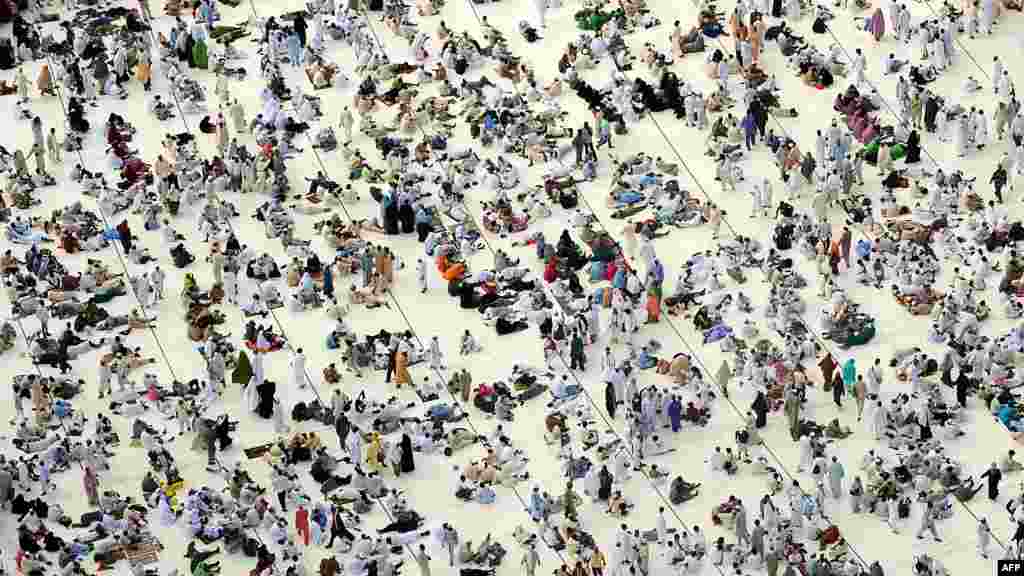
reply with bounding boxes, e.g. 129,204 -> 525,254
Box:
998,404 -> 1016,428
741,112 -> 757,150
326,330 -> 344,350
287,31 -> 302,67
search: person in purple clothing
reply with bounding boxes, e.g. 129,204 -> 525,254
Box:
741,112 -> 757,151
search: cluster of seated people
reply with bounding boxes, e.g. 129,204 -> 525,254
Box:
306,57 -> 338,89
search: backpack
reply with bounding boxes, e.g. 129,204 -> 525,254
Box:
291,402 -> 308,421
812,17 -> 827,33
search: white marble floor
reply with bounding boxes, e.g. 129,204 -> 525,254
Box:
0,0 -> 1022,575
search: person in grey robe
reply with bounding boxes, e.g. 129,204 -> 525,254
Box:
230,100 -> 247,133
734,500 -> 750,546
716,361 -> 732,398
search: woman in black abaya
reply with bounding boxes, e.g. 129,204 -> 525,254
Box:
256,380 -> 276,419
752,390 -> 768,428
905,130 -> 922,163
400,432 -> 415,473
384,200 -> 400,235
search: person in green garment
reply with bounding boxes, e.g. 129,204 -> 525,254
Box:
841,358 -> 857,393
570,330 -> 585,370
232,349 -> 253,388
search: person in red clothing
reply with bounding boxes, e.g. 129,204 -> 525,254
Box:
295,504 -> 310,546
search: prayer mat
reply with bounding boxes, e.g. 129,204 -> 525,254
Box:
125,542 -> 162,568
120,533 -> 162,568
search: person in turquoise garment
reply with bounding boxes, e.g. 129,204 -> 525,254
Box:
842,358 -> 857,393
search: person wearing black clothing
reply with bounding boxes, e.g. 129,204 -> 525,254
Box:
832,371 -> 844,407
263,17 -> 278,44
141,470 -> 160,501
226,234 -> 241,254
904,130 -> 922,163
992,165 -> 1008,203
752,391 -> 768,428
982,462 -> 1003,500
581,123 -> 597,161
307,171 -> 328,197
570,330 -> 585,370
18,524 -> 41,553
385,337 -> 398,383
378,511 -> 425,534
334,412 -> 351,446
604,380 -> 616,419
399,433 -> 415,473
749,98 -> 767,140
328,508 -> 356,547
293,14 -> 308,47
597,465 -> 613,500
1010,518 -> 1024,553
573,128 -> 587,166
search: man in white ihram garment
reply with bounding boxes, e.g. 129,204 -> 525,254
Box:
291,347 -> 307,390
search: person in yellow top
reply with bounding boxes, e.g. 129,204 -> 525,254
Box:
365,432 -> 383,471
590,547 -> 606,576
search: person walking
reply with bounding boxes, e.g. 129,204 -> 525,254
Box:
415,544 -> 431,576
915,501 -> 942,542
295,503 -> 310,546
982,462 -> 1003,500
827,456 -> 845,499
522,544 -> 540,576
441,524 -> 459,566
328,505 -> 355,548
854,375 -> 866,420
590,546 -> 606,576
734,500 -> 750,546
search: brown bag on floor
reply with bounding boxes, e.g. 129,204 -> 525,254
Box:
320,557 -> 341,576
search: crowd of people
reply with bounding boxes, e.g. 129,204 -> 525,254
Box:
1,0 -> 1024,573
